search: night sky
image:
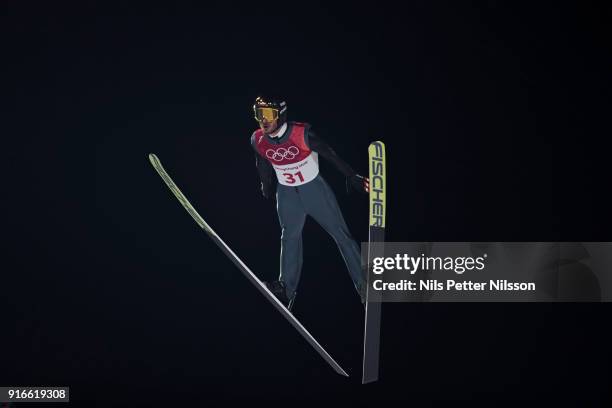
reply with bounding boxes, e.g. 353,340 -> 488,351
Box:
3,1 -> 611,405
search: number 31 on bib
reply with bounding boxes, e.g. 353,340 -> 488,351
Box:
273,152 -> 320,186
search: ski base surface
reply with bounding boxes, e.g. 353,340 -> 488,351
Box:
362,141 -> 386,384
148,154 -> 348,377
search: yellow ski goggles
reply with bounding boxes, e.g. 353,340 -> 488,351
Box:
254,106 -> 279,123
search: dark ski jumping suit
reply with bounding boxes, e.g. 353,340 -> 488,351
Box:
251,121 -> 366,300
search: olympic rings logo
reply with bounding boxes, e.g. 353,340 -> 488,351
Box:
265,146 -> 300,162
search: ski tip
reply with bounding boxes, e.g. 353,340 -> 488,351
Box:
361,375 -> 379,384
336,366 -> 350,377
148,153 -> 160,166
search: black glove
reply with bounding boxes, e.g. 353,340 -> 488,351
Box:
261,181 -> 273,199
261,182 -> 269,199
346,174 -> 369,194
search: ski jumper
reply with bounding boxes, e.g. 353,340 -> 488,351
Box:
250,122 -> 365,299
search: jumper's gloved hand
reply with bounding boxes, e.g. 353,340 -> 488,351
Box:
261,181 -> 273,199
346,174 -> 369,194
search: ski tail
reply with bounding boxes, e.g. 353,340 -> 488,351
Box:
148,153 -> 348,377
362,141 -> 386,384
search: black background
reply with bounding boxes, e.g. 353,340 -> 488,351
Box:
3,1 -> 611,406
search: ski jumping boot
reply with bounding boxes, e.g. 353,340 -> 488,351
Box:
264,280 -> 296,312
358,283 -> 367,309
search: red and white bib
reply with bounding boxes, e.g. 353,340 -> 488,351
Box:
253,122 -> 319,186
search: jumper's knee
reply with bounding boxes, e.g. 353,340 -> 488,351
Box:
327,226 -> 353,243
281,227 -> 302,242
